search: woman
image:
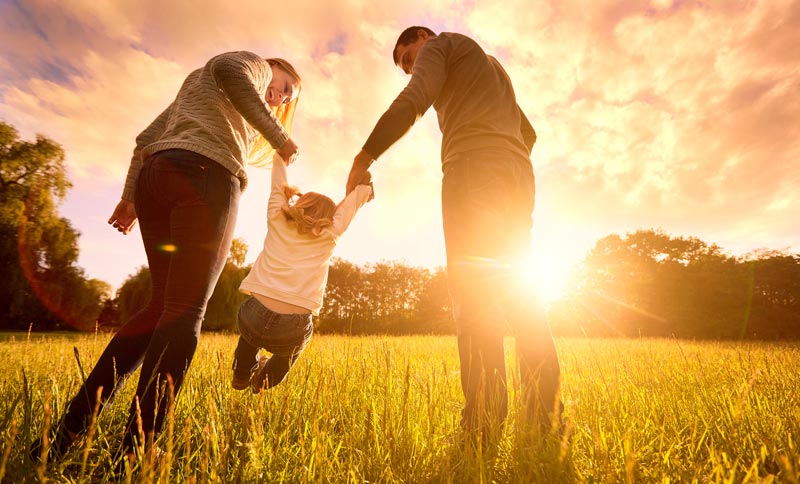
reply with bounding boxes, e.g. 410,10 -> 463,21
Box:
32,51 -> 302,464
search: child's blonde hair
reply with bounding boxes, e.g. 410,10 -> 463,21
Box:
281,186 -> 337,236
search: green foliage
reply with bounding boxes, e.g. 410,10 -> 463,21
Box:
204,262 -> 249,330
116,266 -> 152,324
551,229 -> 800,339
0,121 -> 106,330
318,259 -> 453,334
228,237 -> 248,268
2,334 -> 799,482
0,121 -> 70,225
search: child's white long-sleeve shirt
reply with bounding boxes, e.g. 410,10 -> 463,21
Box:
239,159 -> 372,315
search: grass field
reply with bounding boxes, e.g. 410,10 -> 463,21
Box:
1,332 -> 799,483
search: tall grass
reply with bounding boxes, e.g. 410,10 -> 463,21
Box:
1,333 -> 799,483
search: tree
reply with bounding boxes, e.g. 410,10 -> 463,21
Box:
362,261 -> 430,333
0,121 -> 106,330
96,296 -> 121,330
228,237 -> 248,267
318,258 -> 367,333
412,267 -> 454,334
740,250 -> 800,338
116,266 -> 152,324
550,229 -> 797,340
318,259 -> 453,335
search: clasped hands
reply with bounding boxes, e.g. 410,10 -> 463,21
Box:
279,141 -> 374,201
346,150 -> 375,201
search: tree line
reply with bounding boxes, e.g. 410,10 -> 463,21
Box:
104,254 -> 454,336
2,121 -> 799,339
548,230 -> 800,339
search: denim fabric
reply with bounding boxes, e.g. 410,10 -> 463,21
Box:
232,296 -> 313,388
441,151 -> 560,430
62,149 -> 240,449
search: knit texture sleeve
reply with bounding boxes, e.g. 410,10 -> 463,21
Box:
518,106 -> 537,154
122,103 -> 173,201
209,52 -> 289,149
362,39 -> 447,160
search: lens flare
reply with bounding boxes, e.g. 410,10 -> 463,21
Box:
159,244 -> 177,252
16,207 -> 82,328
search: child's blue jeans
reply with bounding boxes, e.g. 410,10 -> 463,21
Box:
233,296 -> 313,388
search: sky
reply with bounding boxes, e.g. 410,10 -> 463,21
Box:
1,0 -> 798,302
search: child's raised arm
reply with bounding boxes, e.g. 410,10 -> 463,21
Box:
331,176 -> 373,237
268,153 -> 289,218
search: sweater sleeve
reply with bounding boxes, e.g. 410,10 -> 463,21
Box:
330,184 -> 372,237
122,103 -> 173,202
209,52 -> 289,150
519,106 -> 537,154
362,40 -> 448,160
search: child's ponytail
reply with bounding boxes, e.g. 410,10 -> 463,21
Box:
281,188 -> 337,236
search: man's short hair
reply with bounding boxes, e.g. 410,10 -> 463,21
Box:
393,26 -> 437,64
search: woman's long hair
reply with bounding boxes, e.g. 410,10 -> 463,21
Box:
281,186 -> 337,236
249,58 -> 302,167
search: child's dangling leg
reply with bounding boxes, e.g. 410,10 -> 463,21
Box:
232,335 -> 260,390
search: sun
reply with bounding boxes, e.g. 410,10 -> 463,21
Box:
514,251 -> 577,306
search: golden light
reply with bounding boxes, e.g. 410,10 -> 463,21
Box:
515,252 -> 575,306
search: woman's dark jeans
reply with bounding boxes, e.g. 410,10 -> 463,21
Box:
233,296 -> 313,389
62,149 -> 240,450
441,150 -> 561,432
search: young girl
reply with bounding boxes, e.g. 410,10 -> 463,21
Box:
232,155 -> 373,392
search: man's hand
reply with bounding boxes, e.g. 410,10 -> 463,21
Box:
276,137 -> 299,164
360,170 -> 375,202
108,199 -> 138,235
346,150 -> 374,195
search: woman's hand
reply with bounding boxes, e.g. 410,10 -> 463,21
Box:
276,137 -> 299,164
108,199 -> 138,234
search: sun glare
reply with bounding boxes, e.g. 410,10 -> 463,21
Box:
515,252 -> 575,306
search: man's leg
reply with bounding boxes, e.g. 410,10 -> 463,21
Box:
450,275 -> 508,431
507,286 -> 561,426
502,157 -> 561,427
442,156 -> 517,431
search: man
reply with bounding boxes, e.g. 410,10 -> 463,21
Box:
346,27 -> 561,433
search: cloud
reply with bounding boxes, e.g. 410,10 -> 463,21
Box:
1,0 -> 798,290
465,0 -> 799,244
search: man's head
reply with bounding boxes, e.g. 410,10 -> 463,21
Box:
393,26 -> 437,75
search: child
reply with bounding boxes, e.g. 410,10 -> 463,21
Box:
232,154 -> 373,393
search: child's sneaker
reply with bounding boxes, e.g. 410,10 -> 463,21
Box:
250,355 -> 269,394
231,372 -> 252,391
